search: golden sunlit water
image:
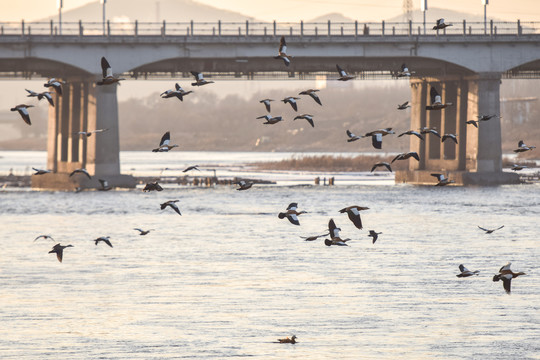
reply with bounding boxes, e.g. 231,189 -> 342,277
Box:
1,153 -> 539,359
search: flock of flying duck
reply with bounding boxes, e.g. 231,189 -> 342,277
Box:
17,21 -> 528,299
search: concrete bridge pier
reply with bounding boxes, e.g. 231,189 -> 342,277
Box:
396,74 -> 519,186
31,78 -> 136,190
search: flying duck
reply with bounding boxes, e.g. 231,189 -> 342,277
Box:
466,120 -> 479,128
134,228 -> 154,236
441,133 -> 458,144
364,128 -> 395,149
397,101 -> 410,110
236,180 -> 253,191
98,179 -> 112,191
277,335 -> 297,344
190,71 -> 214,86
48,243 -> 73,262
25,89 -> 54,107
96,57 -> 125,86
456,264 -> 480,277
77,128 -> 109,137
10,104 -> 33,125
398,130 -> 424,140
282,97 -> 300,111
183,165 -> 200,172
396,63 -> 415,77
425,87 -> 453,110
69,168 -> 91,179
94,236 -> 113,247
478,225 -> 504,234
43,78 -> 63,95
511,164 -> 527,171
299,89 -> 322,105
368,230 -> 382,244
431,173 -> 455,186
278,202 -> 307,226
257,114 -> 283,125
260,99 -> 274,112
274,36 -> 292,66
477,114 -> 499,121
34,234 -> 55,242
419,127 -> 441,138
492,262 -> 526,294
300,233 -> 330,241
160,83 -> 193,101
325,219 -> 351,246
152,131 -> 178,152
392,152 -> 420,163
32,167 -> 51,175
160,200 -> 181,215
433,18 -> 453,30
513,140 -> 536,153
346,130 -> 363,142
370,162 -> 392,173
336,64 -> 355,81
294,114 -> 315,128
339,205 -> 369,230
143,181 -> 163,192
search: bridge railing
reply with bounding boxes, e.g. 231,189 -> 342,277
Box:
1,20 -> 539,37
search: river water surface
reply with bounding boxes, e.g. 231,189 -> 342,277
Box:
0,151 -> 538,359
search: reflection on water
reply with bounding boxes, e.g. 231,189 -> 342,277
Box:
1,180 -> 539,359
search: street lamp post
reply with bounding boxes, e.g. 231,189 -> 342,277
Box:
101,0 -> 107,35
421,0 -> 427,34
482,0 -> 489,35
57,0 -> 63,35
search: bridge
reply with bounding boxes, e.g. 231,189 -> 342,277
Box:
2,20 -> 539,189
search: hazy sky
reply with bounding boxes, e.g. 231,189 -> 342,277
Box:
1,0 -> 540,22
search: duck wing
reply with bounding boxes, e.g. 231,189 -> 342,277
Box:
286,214 -> 300,226
159,131 -> 171,147
309,92 -> 322,105
101,57 -> 112,78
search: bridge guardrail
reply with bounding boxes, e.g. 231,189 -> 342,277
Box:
0,20 -> 539,38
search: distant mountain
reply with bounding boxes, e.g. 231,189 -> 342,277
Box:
39,0 -> 256,23
308,8 -> 502,25
308,13 -> 356,23
386,7 -> 500,23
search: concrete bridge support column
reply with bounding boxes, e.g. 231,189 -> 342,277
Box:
86,83 -> 121,176
32,79 -> 135,190
396,76 -> 519,185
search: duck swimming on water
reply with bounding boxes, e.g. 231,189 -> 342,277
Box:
277,335 -> 297,344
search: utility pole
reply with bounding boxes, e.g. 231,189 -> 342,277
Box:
421,0 -> 427,34
403,0 -> 413,22
482,0 -> 489,35
101,0 -> 107,36
57,0 -> 63,35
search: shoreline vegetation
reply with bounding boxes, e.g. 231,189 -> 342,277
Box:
251,154 -> 407,172
251,154 -> 539,172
